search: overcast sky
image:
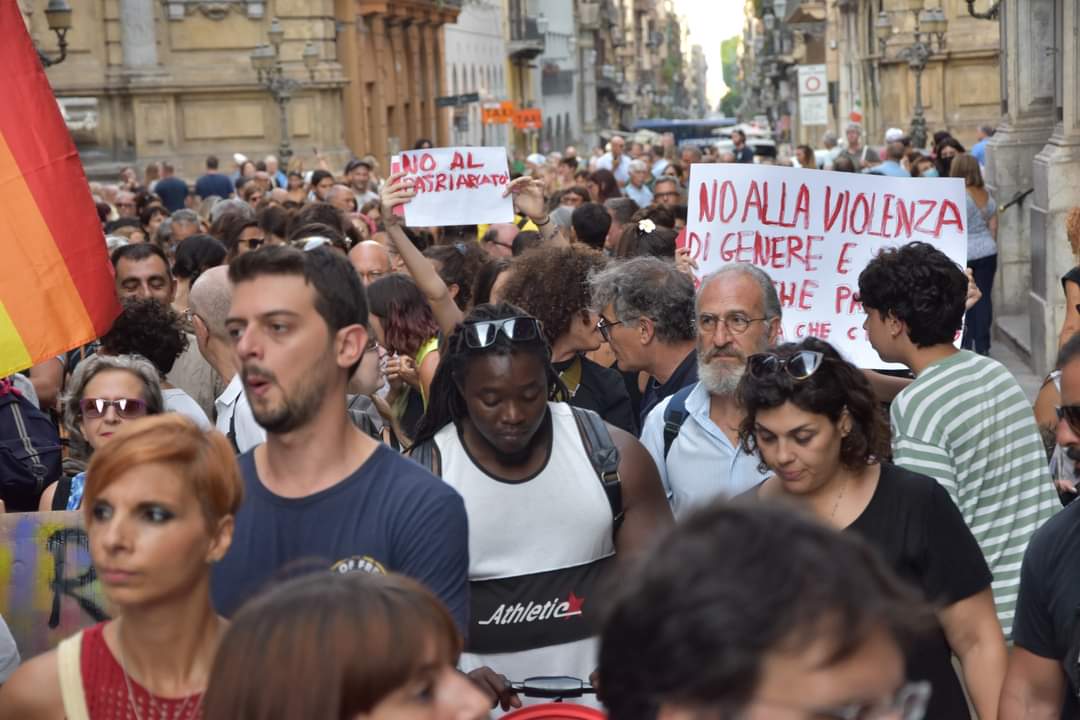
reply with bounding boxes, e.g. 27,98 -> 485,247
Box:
672,0 -> 745,107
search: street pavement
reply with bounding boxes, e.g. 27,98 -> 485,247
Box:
991,342 -> 1043,403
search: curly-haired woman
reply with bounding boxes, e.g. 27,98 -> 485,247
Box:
499,245 -> 636,433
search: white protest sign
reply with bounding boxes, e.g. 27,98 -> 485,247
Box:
685,163 -> 968,368
391,146 -> 514,227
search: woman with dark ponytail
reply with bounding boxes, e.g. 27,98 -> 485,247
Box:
410,302 -> 672,713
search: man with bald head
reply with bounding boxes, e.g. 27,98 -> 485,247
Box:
189,266 -> 265,452
327,184 -> 357,213
596,135 -> 631,185
349,240 -> 392,286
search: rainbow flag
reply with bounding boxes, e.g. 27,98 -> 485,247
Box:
0,3 -> 119,378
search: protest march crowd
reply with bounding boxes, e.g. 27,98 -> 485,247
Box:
2,118 -> 1080,720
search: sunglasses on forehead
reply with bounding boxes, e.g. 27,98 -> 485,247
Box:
460,316 -> 542,349
747,350 -> 826,381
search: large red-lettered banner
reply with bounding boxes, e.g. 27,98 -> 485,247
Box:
686,164 -> 968,368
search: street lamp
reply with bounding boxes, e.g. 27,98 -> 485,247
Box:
877,1 -> 947,149
38,0 -> 73,68
250,18 -> 318,164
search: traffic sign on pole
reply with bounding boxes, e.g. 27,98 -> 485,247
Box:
435,92 -> 481,108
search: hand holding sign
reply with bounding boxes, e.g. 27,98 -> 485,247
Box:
380,171 -> 415,227
503,176 -> 547,222
391,146 -> 514,227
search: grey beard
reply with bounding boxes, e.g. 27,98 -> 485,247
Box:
697,356 -> 743,397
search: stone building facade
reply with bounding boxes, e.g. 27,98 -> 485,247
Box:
741,0 -> 1000,150
25,0 -> 460,180
986,0 -> 1076,376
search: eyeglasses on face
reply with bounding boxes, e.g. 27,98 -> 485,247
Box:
461,316 -> 542,349
750,680 -> 930,720
1056,405 -> 1080,436
697,312 -> 768,336
79,397 -> 148,420
596,315 -> 625,343
747,350 -> 826,381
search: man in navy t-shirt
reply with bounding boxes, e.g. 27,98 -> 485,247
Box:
153,161 -> 189,212
195,155 -> 235,200
210,245 -> 469,629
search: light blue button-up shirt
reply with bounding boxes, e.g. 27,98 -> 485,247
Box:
624,183 -> 653,208
639,382 -> 770,519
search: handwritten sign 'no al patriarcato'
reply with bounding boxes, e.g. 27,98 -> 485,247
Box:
391,147 -> 514,227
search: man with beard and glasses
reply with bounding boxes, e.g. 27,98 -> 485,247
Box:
210,245 -> 469,631
640,264 -> 780,518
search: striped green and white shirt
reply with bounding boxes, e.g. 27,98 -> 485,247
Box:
890,350 -> 1058,638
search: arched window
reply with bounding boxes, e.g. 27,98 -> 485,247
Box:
452,64 -> 458,95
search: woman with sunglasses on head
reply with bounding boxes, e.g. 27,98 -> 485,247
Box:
737,337 -> 1008,720
38,354 -> 165,512
1,414 -> 242,720
409,303 -> 672,713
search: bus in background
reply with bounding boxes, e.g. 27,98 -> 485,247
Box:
630,118 -> 737,147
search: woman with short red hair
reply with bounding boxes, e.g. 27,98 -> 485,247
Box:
0,414 -> 243,720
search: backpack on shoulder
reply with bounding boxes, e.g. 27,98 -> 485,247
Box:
661,384 -> 695,460
0,377 -> 62,511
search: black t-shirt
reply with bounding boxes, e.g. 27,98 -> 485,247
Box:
1013,495 -> 1080,717
639,350 -> 698,428
211,445 -> 471,630
153,176 -> 189,213
733,145 -> 755,164
553,355 -> 637,435
1062,266 -> 1080,295
849,464 -> 991,719
747,464 -> 991,719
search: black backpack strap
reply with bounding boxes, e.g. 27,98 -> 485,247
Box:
227,406 -> 240,454
410,438 -> 443,478
569,406 -> 623,536
662,384 -> 695,460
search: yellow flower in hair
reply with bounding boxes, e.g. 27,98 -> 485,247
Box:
637,219 -> 656,234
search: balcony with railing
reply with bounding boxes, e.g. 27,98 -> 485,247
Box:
509,14 -> 546,60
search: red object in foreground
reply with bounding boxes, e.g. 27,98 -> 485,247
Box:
503,704 -> 606,720
0,1 -> 119,377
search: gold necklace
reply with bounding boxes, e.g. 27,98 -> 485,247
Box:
115,619 -> 202,720
829,474 -> 850,521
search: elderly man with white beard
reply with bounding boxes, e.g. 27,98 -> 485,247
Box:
640,264 -> 781,519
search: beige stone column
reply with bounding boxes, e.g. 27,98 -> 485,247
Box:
986,0 -> 1055,336
1028,0 -> 1080,373
406,20 -> 422,145
434,26 -> 450,146
421,21 -> 438,144
336,0 -> 364,157
370,12 -> 391,163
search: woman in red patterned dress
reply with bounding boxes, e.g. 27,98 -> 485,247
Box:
0,414 -> 242,720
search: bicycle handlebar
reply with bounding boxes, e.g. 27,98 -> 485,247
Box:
508,676 -> 596,699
